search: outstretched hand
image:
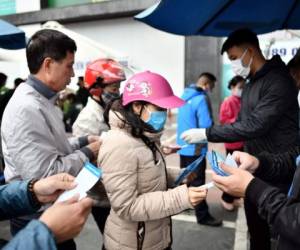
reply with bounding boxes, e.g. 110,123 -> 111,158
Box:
33,173 -> 77,204
232,151 -> 260,173
180,128 -> 207,144
212,163 -> 254,197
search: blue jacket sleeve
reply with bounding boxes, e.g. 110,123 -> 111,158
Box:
3,220 -> 56,250
0,181 -> 38,220
195,96 -> 212,128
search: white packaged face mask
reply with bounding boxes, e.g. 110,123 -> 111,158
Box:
231,49 -> 253,78
57,162 -> 101,202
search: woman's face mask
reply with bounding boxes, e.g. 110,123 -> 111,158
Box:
100,82 -> 121,104
231,49 -> 253,78
144,105 -> 167,132
231,81 -> 244,98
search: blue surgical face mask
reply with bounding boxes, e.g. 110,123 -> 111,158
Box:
144,106 -> 167,131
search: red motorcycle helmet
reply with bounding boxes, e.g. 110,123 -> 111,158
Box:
84,58 -> 126,96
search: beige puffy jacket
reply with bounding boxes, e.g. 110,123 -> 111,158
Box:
98,111 -> 193,250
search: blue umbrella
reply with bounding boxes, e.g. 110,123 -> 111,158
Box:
0,20 -> 26,49
135,0 -> 300,36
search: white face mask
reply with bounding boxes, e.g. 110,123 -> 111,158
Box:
234,88 -> 242,97
231,49 -> 253,78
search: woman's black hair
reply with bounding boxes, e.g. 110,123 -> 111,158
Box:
221,28 -> 260,55
104,96 -> 164,164
227,75 -> 245,90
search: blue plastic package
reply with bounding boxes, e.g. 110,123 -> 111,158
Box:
207,150 -> 229,176
174,154 -> 206,186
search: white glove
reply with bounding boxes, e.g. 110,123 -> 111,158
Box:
180,128 -> 207,144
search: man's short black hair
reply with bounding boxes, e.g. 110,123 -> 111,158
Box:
287,48 -> 300,71
199,72 -> 217,83
26,29 -> 77,74
0,72 -> 7,86
221,28 -> 260,55
228,75 -> 245,89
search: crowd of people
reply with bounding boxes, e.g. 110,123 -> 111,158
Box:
1,26 -> 300,250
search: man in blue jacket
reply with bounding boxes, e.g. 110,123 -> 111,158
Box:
177,72 -> 222,226
1,173 -> 93,250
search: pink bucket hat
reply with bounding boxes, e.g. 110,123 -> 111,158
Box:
122,71 -> 185,108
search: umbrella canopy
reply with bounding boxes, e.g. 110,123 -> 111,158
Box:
135,0 -> 300,36
0,19 -> 26,49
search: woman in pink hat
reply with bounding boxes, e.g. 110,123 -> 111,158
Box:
98,71 -> 207,250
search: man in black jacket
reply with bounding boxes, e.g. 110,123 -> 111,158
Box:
212,148 -> 300,250
181,28 -> 299,250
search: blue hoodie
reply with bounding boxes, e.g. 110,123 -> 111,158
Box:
176,85 -> 213,156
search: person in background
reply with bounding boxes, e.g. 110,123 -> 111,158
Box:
0,78 -> 25,121
75,76 -> 89,107
63,93 -> 81,132
0,72 -> 7,174
0,73 -> 8,95
219,75 -> 245,211
0,73 -> 9,121
1,29 -> 101,250
14,78 -> 26,88
176,72 -> 222,226
1,173 -> 93,250
0,77 -> 24,174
